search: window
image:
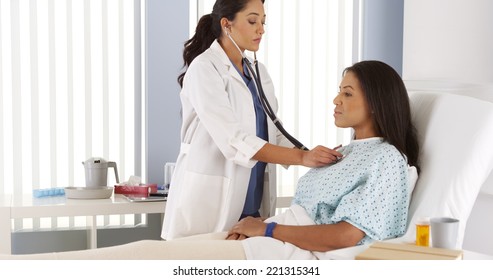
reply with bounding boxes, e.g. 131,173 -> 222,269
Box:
191,0 -> 357,198
0,0 -> 145,229
1,0 -> 143,194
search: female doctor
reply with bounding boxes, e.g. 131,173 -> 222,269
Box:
162,0 -> 342,240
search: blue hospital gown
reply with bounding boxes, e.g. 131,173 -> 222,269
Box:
292,137 -> 410,245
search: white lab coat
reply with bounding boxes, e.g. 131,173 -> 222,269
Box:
161,40 -> 292,240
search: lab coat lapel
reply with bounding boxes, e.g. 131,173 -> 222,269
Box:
210,41 -> 250,91
229,64 -> 247,86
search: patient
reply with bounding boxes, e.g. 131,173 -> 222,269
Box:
0,60 -> 419,260
226,59 -> 420,259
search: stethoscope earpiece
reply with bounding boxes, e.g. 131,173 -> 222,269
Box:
224,26 -> 231,36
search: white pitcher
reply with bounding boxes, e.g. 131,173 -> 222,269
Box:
82,157 -> 120,188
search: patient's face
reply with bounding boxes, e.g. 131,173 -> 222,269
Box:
333,72 -> 376,139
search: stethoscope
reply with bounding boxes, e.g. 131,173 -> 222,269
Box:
225,29 -> 309,151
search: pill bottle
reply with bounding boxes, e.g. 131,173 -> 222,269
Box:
416,217 -> 430,247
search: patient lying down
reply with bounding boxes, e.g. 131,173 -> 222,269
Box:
0,60 -> 420,260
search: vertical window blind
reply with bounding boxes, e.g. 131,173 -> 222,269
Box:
192,0 -> 357,198
1,0 -> 141,195
0,0 -> 144,229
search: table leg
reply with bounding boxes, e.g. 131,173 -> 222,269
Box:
86,216 -> 97,249
0,206 -> 11,254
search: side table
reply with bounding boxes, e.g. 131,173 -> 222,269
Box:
323,242 -> 493,260
0,194 -> 166,254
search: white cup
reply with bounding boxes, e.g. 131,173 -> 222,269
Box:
431,217 -> 459,249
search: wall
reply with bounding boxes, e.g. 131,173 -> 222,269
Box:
360,0 -> 404,74
146,0 -> 188,184
402,0 -> 493,255
402,0 -> 493,84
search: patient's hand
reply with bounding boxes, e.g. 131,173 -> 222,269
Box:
226,217 -> 265,240
225,233 -> 248,240
228,216 -> 267,238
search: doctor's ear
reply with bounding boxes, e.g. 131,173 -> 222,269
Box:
221,18 -> 232,34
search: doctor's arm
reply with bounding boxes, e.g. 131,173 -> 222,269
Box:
252,143 -> 342,168
227,217 -> 365,252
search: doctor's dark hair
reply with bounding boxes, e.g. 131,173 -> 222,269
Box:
177,0 -> 265,87
344,60 -> 420,173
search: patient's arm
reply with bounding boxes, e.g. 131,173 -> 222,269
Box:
228,217 -> 364,252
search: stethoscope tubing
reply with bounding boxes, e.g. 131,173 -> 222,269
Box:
225,30 -> 308,150
243,57 -> 309,151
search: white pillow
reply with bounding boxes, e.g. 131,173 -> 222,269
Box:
401,92 -> 493,248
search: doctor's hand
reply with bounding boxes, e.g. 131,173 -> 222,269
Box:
301,145 -> 343,167
227,217 -> 267,239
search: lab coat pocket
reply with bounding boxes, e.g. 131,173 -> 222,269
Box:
179,171 -> 231,234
